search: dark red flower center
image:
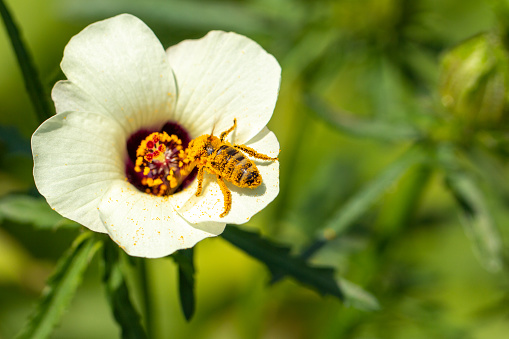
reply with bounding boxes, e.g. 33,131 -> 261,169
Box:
125,122 -> 196,195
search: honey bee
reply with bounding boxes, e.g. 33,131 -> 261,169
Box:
186,119 -> 278,217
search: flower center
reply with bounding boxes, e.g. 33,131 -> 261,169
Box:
133,132 -> 192,196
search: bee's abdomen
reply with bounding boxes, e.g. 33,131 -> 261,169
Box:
212,145 -> 261,188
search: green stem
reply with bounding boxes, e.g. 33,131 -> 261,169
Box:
103,242 -> 147,339
138,259 -> 154,339
0,0 -> 53,123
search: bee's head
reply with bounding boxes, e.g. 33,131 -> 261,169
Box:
187,134 -> 216,159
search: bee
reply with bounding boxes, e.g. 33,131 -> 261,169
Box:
186,119 -> 278,217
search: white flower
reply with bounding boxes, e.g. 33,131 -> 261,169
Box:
31,14 -> 281,258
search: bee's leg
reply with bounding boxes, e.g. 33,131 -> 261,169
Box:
216,176 -> 232,218
233,144 -> 279,161
220,118 -> 237,142
195,166 -> 205,196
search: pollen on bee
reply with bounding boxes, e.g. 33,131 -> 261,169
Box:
184,118 -> 278,218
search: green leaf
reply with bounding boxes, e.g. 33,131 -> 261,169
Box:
221,226 -> 344,301
444,166 -> 503,272
17,232 -> 102,339
0,0 -> 53,124
319,146 -> 426,240
0,195 -> 77,229
338,278 -> 380,311
305,94 -> 420,142
172,248 -> 196,321
103,242 -> 147,339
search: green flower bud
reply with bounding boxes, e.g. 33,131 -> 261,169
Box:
439,33 -> 509,128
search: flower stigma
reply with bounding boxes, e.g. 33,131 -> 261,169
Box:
133,131 -> 193,196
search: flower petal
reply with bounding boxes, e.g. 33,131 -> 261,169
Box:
32,111 -> 125,233
52,14 -> 177,135
174,127 -> 279,224
98,180 -> 225,258
167,31 -> 281,142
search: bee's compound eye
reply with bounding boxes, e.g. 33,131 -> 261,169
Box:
206,144 -> 215,155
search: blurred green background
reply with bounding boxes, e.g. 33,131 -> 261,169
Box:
2,0 -> 509,338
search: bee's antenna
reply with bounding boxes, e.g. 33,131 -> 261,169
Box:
209,124 -> 216,138
208,116 -> 221,141
210,114 -> 223,137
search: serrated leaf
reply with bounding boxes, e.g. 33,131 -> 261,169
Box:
17,232 -> 102,339
338,278 -> 380,311
221,226 -> 344,301
319,146 -> 425,240
103,242 -> 147,339
0,195 -> 76,229
172,248 -> 195,321
0,0 -> 53,123
305,94 -> 420,142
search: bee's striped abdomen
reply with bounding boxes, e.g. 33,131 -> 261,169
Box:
212,145 -> 261,188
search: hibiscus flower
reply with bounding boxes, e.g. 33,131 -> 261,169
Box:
32,14 -> 281,258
